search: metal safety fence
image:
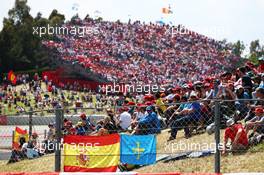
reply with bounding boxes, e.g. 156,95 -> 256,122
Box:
0,99 -> 263,173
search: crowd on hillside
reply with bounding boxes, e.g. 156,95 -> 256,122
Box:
0,73 -> 114,115
4,17 -> 264,163
58,60 -> 264,142
6,58 -> 264,163
43,17 -> 239,85
55,61 -> 264,157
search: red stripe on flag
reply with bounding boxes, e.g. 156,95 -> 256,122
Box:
64,165 -> 118,172
15,126 -> 27,135
12,142 -> 20,150
64,133 -> 120,146
8,70 -> 13,80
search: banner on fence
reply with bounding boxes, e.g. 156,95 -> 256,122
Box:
63,134 -> 120,172
120,134 -> 156,165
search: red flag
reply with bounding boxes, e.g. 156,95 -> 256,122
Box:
12,127 -> 29,150
8,70 -> 17,85
162,7 -> 172,14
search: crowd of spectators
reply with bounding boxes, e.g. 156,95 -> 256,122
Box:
51,58 -> 264,154
4,17 -> 264,163
0,74 -> 115,115
41,61 -> 264,155
43,17 -> 239,85
5,61 -> 264,164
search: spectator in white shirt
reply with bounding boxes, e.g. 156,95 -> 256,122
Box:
118,107 -> 132,130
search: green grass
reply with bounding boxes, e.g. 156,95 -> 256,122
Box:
1,83 -> 108,116
137,131 -> 264,173
0,154 -> 55,172
0,130 -> 263,173
249,142 -> 264,152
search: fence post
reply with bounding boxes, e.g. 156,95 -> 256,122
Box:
214,100 -> 221,173
29,107 -> 33,137
44,129 -> 47,139
12,130 -> 15,149
55,108 -> 63,172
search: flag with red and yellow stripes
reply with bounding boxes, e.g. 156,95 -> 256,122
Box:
63,134 -> 120,172
12,127 -> 29,150
8,70 -> 16,85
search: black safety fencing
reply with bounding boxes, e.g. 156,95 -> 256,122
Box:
0,99 -> 263,173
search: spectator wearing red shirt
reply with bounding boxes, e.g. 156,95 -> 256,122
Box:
257,56 -> 264,73
222,119 -> 249,155
33,73 -> 39,81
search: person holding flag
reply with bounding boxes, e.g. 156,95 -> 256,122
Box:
8,127 -> 29,163
8,70 -> 17,85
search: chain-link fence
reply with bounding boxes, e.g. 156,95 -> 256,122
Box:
0,99 -> 263,173
217,99 -> 264,173
0,106 -> 108,172
0,109 -> 55,171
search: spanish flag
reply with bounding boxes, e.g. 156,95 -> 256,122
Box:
63,134 -> 120,172
8,70 -> 17,85
12,127 -> 29,150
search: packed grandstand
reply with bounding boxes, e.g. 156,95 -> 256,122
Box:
43,17 -> 240,86
1,6 -> 264,174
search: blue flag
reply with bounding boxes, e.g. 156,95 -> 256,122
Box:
120,134 -> 156,165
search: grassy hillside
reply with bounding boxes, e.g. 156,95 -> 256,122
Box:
0,130 -> 263,173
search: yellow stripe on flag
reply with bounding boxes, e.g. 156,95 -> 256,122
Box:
14,132 -> 29,143
10,74 -> 15,81
63,142 -> 120,168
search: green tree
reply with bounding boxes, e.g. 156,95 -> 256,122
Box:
232,40 -> 245,57
8,0 -> 31,25
249,40 -> 263,64
84,14 -> 91,20
33,12 -> 50,39
0,0 -> 50,72
71,14 -> 80,24
49,9 -> 65,26
250,40 -> 260,53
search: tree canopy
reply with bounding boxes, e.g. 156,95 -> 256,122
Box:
0,0 -> 64,73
